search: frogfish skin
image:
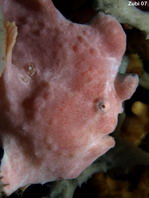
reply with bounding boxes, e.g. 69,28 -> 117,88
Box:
0,0 -> 138,195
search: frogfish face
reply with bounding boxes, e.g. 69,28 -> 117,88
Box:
0,0 -> 138,195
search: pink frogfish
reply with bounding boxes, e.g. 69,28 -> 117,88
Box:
0,0 -> 138,195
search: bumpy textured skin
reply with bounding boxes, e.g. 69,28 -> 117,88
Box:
0,0 -> 138,195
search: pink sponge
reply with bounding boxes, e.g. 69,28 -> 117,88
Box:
0,0 -> 138,195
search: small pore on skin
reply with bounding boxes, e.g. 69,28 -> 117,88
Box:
72,44 -> 79,53
82,29 -> 88,35
77,35 -> 88,47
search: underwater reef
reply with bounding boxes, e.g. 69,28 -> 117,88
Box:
0,0 -> 148,198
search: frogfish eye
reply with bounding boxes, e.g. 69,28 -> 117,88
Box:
95,99 -> 110,113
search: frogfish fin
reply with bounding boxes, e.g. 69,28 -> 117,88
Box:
4,21 -> 18,60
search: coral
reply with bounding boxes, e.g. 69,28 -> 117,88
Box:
91,172 -> 132,198
121,101 -> 149,146
93,0 -> 149,39
127,54 -> 143,75
126,29 -> 149,61
140,72 -> 149,90
88,166 -> 149,198
0,0 -> 138,196
125,53 -> 149,89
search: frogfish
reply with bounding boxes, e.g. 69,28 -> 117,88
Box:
0,0 -> 138,195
